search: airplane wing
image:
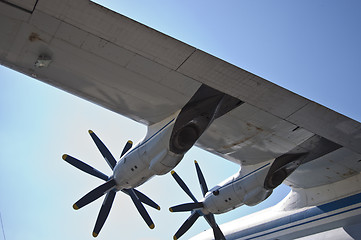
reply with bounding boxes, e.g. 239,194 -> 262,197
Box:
1,0 -> 361,237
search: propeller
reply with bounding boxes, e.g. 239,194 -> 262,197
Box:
62,130 -> 159,237
120,140 -> 133,158
170,160 -> 226,240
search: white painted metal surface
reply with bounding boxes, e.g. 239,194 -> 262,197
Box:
113,111 -> 181,189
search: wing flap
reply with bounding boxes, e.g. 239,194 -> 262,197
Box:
197,103 -> 314,165
287,101 -> 361,154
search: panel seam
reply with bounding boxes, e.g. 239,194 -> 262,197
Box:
175,48 -> 197,71
0,0 -> 37,14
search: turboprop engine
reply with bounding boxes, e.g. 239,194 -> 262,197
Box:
61,84 -> 242,237
168,124 -> 344,240
169,155 -> 307,240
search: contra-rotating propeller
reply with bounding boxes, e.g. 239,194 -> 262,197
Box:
169,160 -> 226,240
62,130 -> 160,237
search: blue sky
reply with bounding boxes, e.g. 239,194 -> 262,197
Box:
1,1 -> 361,240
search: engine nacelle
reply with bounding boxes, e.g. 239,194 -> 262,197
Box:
114,111 -> 183,188
115,84 -> 242,190
202,161 -> 273,214
170,85 -> 242,154
264,153 -> 305,190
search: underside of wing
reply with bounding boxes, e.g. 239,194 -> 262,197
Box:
1,0 -> 361,191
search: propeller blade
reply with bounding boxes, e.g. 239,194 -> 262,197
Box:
120,140 -> 133,158
125,188 -> 155,229
204,213 -> 216,226
89,130 -> 117,170
171,171 -> 198,203
62,154 -> 109,181
92,190 -> 116,237
204,214 -> 226,240
74,179 -> 116,210
170,161 -> 224,239
212,225 -> 226,240
169,202 -> 204,212
194,160 -> 208,197
121,189 -> 160,210
174,211 -> 200,240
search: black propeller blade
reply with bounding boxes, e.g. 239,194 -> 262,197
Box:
194,160 -> 208,196
122,189 -> 161,210
171,170 -> 198,203
174,211 -> 200,240
63,131 -> 159,237
124,188 -> 155,229
93,190 -> 116,237
169,202 -> 204,212
120,140 -> 133,158
204,214 -> 226,240
212,224 -> 226,240
170,161 -> 226,240
73,179 -> 116,210
62,154 -> 109,181
89,130 -> 117,170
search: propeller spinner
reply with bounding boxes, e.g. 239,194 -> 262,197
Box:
170,161 -> 226,240
62,130 -> 159,237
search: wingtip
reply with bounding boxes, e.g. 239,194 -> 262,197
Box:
149,223 -> 155,229
194,160 -> 198,164
88,130 -> 93,134
62,154 -> 67,160
73,204 -> 79,210
157,206 -> 161,210
92,232 -> 98,237
169,207 -> 173,212
128,140 -> 133,144
173,236 -> 178,240
171,170 -> 175,175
